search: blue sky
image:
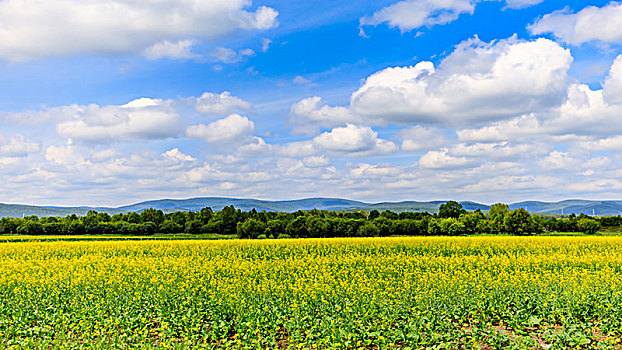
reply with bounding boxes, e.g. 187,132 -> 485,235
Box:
1,0 -> 622,206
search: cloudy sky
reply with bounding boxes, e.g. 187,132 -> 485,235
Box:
1,0 -> 621,206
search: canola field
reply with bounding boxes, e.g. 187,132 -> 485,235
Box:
1,237 -> 622,349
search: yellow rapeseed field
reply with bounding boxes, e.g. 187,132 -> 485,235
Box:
1,237 -> 622,349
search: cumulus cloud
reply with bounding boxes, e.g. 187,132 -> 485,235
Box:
0,134 -> 40,157
186,114 -> 255,144
312,124 -> 398,157
418,149 -> 471,169
45,143 -> 83,165
455,83 -> 622,144
5,91 -> 255,145
289,96 -> 359,135
236,137 -> 273,156
529,2 -> 622,45
450,142 -> 542,160
604,55 -> 622,105
456,114 -> 540,142
538,151 -> 578,170
0,0 -> 278,61
350,163 -> 402,178
348,36 -> 572,127
273,125 -> 397,158
582,136 -> 622,151
303,155 -> 330,168
398,126 -> 447,151
463,175 -> 560,193
56,98 -> 182,143
162,148 -> 196,162
142,40 -> 197,60
194,91 -> 256,116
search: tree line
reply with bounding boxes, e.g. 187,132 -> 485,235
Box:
0,201 -> 606,237
0,201 -> 608,238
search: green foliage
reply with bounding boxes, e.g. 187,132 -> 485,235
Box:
503,208 -> 537,235
577,218 -> 601,234
438,201 -> 466,218
0,201 -> 612,238
357,222 -> 379,236
237,218 -> 266,239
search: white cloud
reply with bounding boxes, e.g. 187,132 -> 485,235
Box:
361,0 -> 545,33
313,124 -> 397,157
538,151 -> 577,170
582,136 -> 622,151
350,163 -> 402,178
303,155 -> 330,168
45,142 -> 83,165
289,96 -> 359,135
186,114 -> 255,144
0,134 -> 40,157
360,0 -> 476,32
195,91 -> 256,116
261,38 -> 272,52
418,149 -> 471,169
162,148 -> 196,162
549,84 -> 622,136
236,137 -> 273,156
399,126 -> 447,151
604,55 -> 622,105
349,37 -> 571,126
584,156 -> 611,169
504,0 -> 543,9
529,3 -> 622,45
277,141 -> 317,158
0,0 -> 278,61
464,175 -> 560,192
210,47 -> 256,63
450,142 -> 541,160
142,40 -> 197,60
293,76 -> 312,84
456,114 -> 541,142
56,98 -> 182,143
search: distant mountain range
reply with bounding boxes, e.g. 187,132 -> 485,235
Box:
2,197 -> 622,218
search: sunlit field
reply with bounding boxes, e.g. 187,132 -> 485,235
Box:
2,237 -> 622,349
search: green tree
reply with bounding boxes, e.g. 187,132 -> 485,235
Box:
577,218 -> 601,235
285,216 -> 308,238
368,210 -> 380,220
185,220 -> 202,234
219,206 -> 239,235
199,207 -> 213,224
358,222 -> 379,237
265,219 -> 285,238
488,203 -> 510,234
160,220 -> 183,234
503,208 -> 535,235
237,218 -> 266,239
140,208 -> 164,226
126,212 -> 141,224
438,201 -> 466,218
427,218 -> 442,235
458,212 -> 482,234
306,217 -> 330,238
440,218 -> 466,236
